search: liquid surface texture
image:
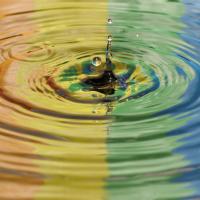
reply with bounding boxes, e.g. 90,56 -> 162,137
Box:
0,0 -> 200,200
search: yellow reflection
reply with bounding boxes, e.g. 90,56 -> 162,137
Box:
31,0 -> 109,199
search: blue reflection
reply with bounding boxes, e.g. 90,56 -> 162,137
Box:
162,0 -> 200,198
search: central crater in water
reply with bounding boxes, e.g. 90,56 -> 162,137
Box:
50,57 -> 156,104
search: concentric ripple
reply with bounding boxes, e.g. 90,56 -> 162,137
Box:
3,42 -> 55,62
0,0 -> 200,200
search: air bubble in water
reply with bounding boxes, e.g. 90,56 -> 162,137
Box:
108,18 -> 112,24
92,57 -> 102,67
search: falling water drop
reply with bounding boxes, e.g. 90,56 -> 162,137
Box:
92,57 -> 102,67
108,35 -> 112,42
107,18 -> 112,24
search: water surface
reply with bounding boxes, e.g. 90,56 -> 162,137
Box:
0,0 -> 200,199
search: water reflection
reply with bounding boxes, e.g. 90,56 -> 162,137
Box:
0,0 -> 200,200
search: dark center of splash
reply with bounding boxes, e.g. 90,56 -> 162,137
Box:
82,55 -> 118,95
54,58 -> 158,104
83,69 -> 117,95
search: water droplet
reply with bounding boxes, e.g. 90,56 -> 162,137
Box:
92,57 -> 102,67
108,18 -> 112,24
136,34 -> 139,38
108,35 -> 112,42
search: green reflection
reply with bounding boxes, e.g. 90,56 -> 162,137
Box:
107,0 -> 194,199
